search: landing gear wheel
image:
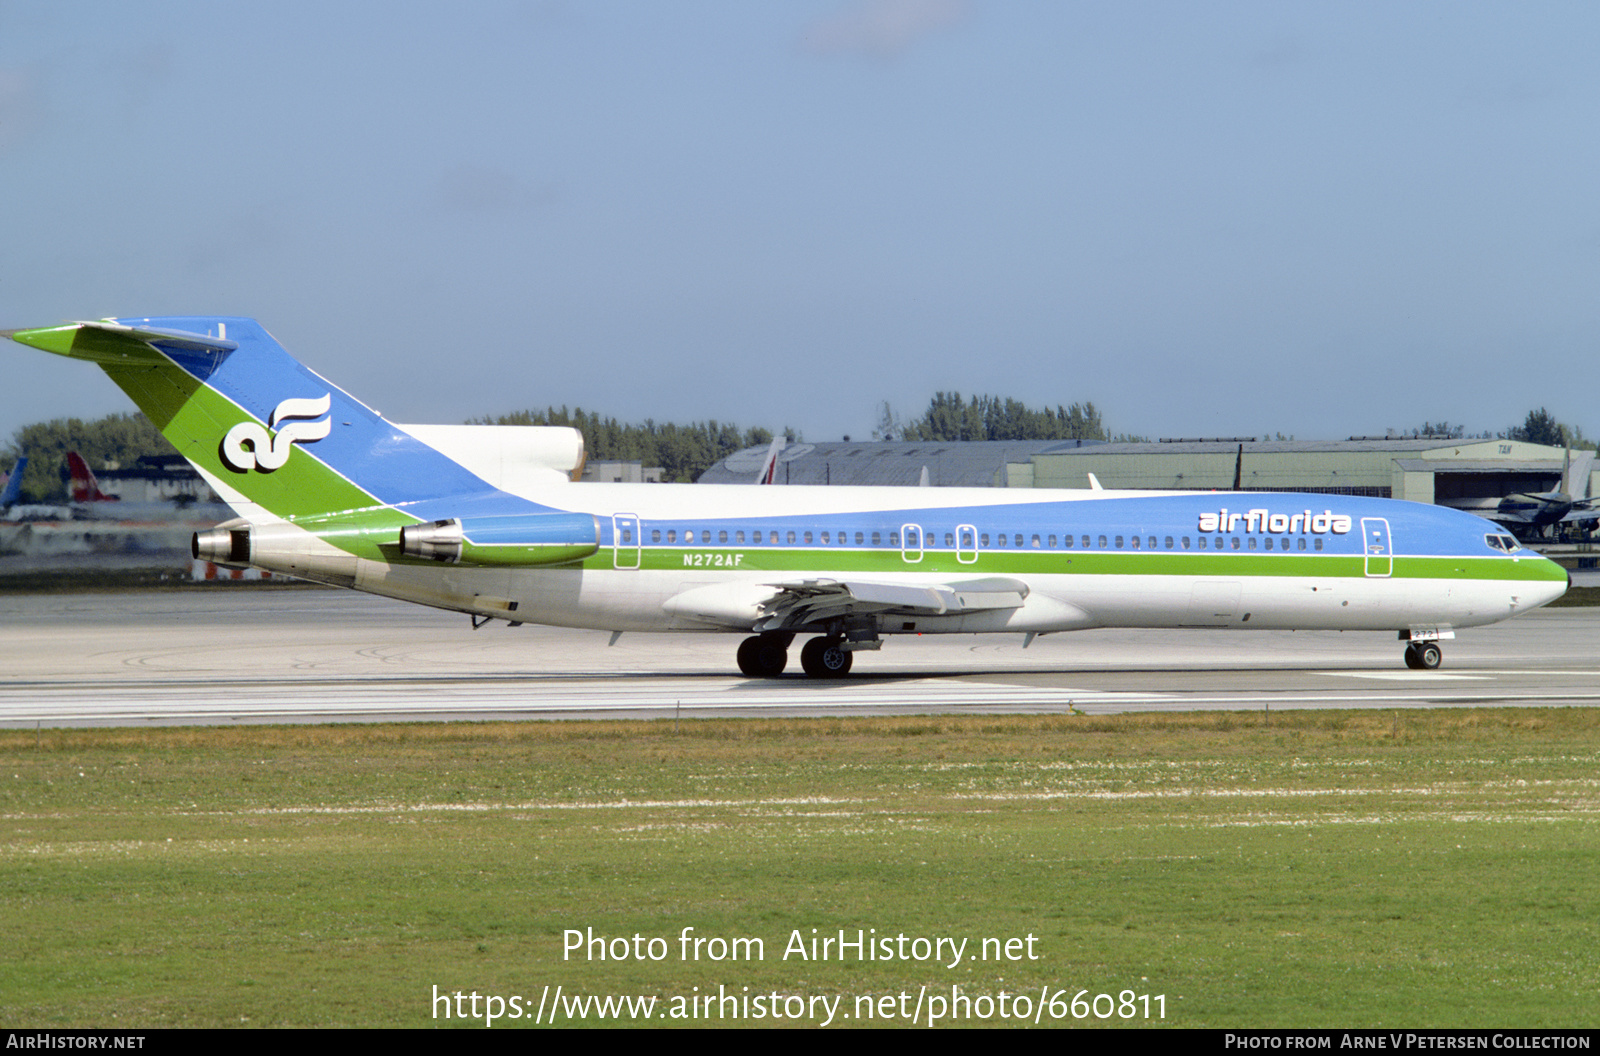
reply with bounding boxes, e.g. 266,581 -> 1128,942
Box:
800,636 -> 853,679
736,635 -> 788,678
1404,642 -> 1442,670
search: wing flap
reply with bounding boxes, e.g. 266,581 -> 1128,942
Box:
753,576 -> 1029,631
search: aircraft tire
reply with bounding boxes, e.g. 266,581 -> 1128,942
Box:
800,636 -> 853,679
737,635 -> 788,678
1405,642 -> 1442,670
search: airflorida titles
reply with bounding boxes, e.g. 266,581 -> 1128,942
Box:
1197,506 -> 1354,536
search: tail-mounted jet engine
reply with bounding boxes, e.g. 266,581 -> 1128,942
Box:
399,512 -> 601,567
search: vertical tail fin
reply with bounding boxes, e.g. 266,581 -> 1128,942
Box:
0,456 -> 25,506
7,317 -> 499,524
755,436 -> 787,484
67,451 -> 115,502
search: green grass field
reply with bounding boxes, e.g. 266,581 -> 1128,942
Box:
2,711 -> 1597,1028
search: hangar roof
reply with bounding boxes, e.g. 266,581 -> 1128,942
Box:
698,439 -> 1087,486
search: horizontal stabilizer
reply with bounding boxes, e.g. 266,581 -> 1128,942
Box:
8,319 -> 237,365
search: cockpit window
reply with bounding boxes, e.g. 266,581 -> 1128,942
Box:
1485,533 -> 1523,553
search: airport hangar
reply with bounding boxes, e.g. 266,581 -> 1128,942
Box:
701,436 -> 1595,516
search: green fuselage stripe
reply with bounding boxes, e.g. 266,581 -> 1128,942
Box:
585,546 -> 1565,582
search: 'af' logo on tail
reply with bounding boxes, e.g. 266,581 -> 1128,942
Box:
221,394 -> 332,472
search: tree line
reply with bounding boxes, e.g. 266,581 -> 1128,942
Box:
3,402 -> 1593,501
473,407 -> 776,484
874,393 -> 1119,443
2,413 -> 176,503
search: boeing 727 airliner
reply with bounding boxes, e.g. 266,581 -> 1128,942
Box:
4,317 -> 1569,677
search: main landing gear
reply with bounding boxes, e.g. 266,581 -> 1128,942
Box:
1403,641 -> 1442,670
736,633 -> 854,679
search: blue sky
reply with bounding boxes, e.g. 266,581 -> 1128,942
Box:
3,1 -> 1598,449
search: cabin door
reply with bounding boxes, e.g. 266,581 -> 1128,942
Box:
612,514 -> 641,570
956,524 -> 978,564
901,523 -> 924,563
1361,518 -> 1392,577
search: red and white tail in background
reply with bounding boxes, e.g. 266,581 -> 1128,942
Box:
67,451 -> 117,503
754,436 -> 787,484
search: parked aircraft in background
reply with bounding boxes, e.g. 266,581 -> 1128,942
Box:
4,317 -> 1569,676
1443,449 -> 1598,541
754,436 -> 786,484
0,457 -> 25,508
1492,490 -> 1600,538
67,451 -> 118,502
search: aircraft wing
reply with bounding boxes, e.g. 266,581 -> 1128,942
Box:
752,576 -> 1028,632
1559,506 -> 1600,524
661,576 -> 1029,631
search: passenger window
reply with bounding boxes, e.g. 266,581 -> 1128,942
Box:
622,529 -> 632,543
804,531 -> 813,544
890,532 -> 899,547
1198,537 -> 1207,550
1047,535 -> 1056,548
1165,536 -> 1174,549
855,532 -> 864,545
1263,538 -> 1272,551
1115,536 -> 1124,549
787,531 -> 796,544
718,530 -> 728,544
1298,538 -> 1306,551
1082,536 -> 1091,548
997,534 -> 1007,548
667,530 -> 677,543
872,531 -> 882,546
769,531 -> 779,545
736,530 -> 745,544
1148,537 -> 1157,549
821,531 -> 829,544
1248,538 -> 1257,550
1314,538 -> 1323,551
651,529 -> 661,543
1063,535 -> 1074,548
1231,537 -> 1241,550
1130,536 -> 1139,550
981,533 -> 990,547
1098,535 -> 1107,548
945,533 -> 954,547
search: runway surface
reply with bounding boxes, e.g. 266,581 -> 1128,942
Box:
2,589 -> 1598,727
